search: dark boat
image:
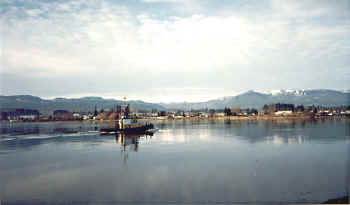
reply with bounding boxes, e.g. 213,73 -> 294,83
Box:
100,119 -> 154,135
100,102 -> 154,135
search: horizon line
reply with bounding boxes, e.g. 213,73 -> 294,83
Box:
1,88 -> 349,104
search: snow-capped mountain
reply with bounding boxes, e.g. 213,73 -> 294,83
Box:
342,89 -> 350,93
162,89 -> 350,110
260,89 -> 307,96
1,89 -> 349,113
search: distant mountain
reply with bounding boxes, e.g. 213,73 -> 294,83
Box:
162,89 -> 350,110
0,95 -> 165,115
1,89 -> 349,115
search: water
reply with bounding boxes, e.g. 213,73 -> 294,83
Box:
0,119 -> 349,204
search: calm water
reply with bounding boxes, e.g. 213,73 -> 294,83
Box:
0,119 -> 349,204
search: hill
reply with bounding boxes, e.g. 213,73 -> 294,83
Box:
1,89 -> 349,114
0,95 -> 165,115
161,89 -> 350,110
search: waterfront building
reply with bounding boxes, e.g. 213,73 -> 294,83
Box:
5,109 -> 40,121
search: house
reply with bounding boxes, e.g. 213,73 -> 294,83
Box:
263,103 -> 295,114
72,113 -> 82,120
199,112 -> 208,118
82,114 -> 91,120
174,115 -> 184,119
215,112 -> 225,117
341,110 -> 350,115
7,109 -> 40,121
274,110 -> 293,115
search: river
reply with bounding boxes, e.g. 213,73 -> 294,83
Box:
0,119 -> 349,204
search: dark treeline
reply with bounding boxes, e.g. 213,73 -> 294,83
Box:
1,103 -> 350,121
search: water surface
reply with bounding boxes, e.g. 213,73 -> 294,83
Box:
0,119 -> 349,204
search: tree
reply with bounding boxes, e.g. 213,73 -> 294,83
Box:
263,104 -> 268,113
94,105 -> 98,116
158,111 -> 167,116
125,104 -> 130,118
296,105 -> 305,112
250,108 -> 258,115
209,109 -> 216,117
224,107 -> 232,116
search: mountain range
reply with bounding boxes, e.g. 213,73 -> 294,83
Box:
161,89 -> 350,110
0,95 -> 165,115
0,89 -> 349,115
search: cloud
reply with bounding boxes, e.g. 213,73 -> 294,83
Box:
141,0 -> 185,3
271,0 -> 350,19
0,0 -> 349,102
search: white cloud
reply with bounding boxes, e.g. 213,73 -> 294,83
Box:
0,0 -> 349,101
26,9 -> 42,16
141,0 -> 184,3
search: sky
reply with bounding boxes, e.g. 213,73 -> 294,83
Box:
0,0 -> 349,103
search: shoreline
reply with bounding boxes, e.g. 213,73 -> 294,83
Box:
138,115 -> 349,122
1,115 -> 349,124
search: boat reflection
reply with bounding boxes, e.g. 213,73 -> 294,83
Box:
264,134 -> 310,145
115,133 -> 153,166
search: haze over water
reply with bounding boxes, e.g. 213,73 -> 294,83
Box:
0,119 -> 349,204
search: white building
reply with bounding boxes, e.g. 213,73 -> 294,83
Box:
274,111 -> 293,115
215,112 -> 225,117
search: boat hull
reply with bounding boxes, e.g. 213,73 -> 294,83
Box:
100,124 -> 154,135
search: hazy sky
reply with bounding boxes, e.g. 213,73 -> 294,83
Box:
0,0 -> 349,102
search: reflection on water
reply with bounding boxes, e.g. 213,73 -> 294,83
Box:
116,133 -> 153,166
0,121 -> 102,136
0,119 -> 349,204
265,134 -> 310,145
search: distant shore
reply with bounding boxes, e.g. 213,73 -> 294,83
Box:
1,114 -> 349,123
138,114 -> 349,122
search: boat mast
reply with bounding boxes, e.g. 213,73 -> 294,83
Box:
123,96 -> 130,119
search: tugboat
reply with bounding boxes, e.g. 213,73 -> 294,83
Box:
100,99 -> 154,135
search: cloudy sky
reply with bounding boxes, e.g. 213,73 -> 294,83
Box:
0,0 -> 349,102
